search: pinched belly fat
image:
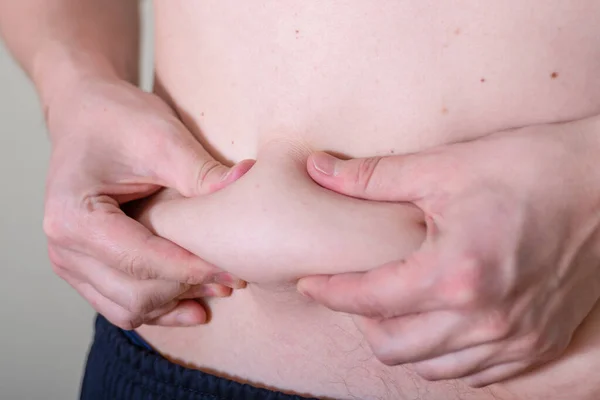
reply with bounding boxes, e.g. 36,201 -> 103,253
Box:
136,139 -> 426,285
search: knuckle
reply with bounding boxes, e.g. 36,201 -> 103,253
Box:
516,330 -> 544,357
541,343 -> 561,360
174,257 -> 211,285
463,377 -> 487,389
367,328 -> 397,366
540,333 -> 570,361
42,210 -> 72,246
118,252 -> 151,280
195,159 -> 223,191
373,347 -> 397,366
181,272 -> 209,286
414,364 -> 443,382
355,157 -> 382,193
441,254 -> 487,309
356,288 -> 386,317
126,291 -> 151,315
124,288 -> 160,315
546,342 -> 568,361
481,310 -> 513,341
110,313 -> 141,331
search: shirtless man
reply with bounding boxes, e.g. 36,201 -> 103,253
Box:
2,1 -> 600,399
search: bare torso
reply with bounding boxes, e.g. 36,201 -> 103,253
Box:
136,1 -> 600,398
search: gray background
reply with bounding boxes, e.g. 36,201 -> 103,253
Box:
0,1 -> 154,398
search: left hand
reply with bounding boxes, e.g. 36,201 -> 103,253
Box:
297,117 -> 600,387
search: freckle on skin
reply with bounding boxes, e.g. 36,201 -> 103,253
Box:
480,78 -> 486,83
551,72 -> 559,79
231,140 -> 235,145
454,28 -> 461,35
390,149 -> 395,154
441,107 -> 449,115
201,112 -> 205,117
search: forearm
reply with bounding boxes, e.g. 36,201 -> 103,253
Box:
0,0 -> 140,105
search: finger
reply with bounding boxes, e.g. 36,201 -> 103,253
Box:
149,122 -> 254,197
208,159 -> 256,192
60,249 -> 191,315
81,201 -> 233,285
461,361 -> 530,388
298,220 -> 498,318
64,272 -> 204,329
307,152 -> 434,202
58,248 -> 234,311
113,183 -> 163,204
179,283 -> 233,299
355,311 -> 467,366
297,255 -> 443,317
145,299 -> 209,327
411,342 -> 511,381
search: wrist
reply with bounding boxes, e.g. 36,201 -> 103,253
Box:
33,43 -> 137,117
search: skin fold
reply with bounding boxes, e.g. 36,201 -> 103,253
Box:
133,139 -> 426,285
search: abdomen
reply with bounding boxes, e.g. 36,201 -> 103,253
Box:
138,1 -> 600,398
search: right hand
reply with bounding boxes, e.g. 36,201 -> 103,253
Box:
43,75 -> 254,330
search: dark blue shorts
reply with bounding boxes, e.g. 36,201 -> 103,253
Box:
80,314 -> 319,400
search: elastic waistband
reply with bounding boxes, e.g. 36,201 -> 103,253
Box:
80,314 -> 319,400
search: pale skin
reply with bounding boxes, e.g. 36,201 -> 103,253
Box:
3,0 -> 600,399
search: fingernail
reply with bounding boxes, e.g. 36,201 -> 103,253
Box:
221,160 -> 255,183
296,280 -> 314,300
220,168 -> 233,182
201,284 -> 233,297
234,280 -> 248,289
312,153 -> 340,176
214,287 -> 234,297
214,272 -> 246,289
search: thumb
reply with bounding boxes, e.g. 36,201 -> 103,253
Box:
306,152 -> 427,202
154,128 -> 255,197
